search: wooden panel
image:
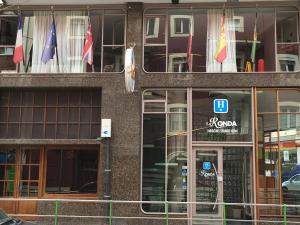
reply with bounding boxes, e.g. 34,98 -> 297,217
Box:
0,200 -> 16,214
16,200 -> 37,220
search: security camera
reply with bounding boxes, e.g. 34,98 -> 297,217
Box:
172,0 -> 179,4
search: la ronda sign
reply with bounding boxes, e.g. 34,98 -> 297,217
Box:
206,117 -> 238,134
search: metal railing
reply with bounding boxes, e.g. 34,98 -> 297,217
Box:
1,198 -> 300,225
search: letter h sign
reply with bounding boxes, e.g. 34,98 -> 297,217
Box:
214,99 -> 228,113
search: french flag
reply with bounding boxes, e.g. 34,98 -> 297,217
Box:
13,16 -> 24,65
82,23 -> 93,65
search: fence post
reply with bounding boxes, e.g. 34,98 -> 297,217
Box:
54,200 -> 59,225
223,203 -> 227,225
165,201 -> 168,225
284,204 -> 287,225
109,200 -> 112,225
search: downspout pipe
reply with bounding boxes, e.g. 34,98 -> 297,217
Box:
103,137 -> 111,225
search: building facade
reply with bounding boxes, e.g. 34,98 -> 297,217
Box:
0,0 -> 300,224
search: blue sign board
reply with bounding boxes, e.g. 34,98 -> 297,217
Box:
203,162 -> 211,170
214,99 -> 228,113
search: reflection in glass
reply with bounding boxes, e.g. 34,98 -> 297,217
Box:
144,46 -> 166,72
276,11 -> 298,43
103,47 -> 124,72
143,90 -> 166,100
223,147 -> 252,222
103,15 -> 125,45
142,114 -> 166,212
46,149 -> 98,194
257,114 -> 280,216
277,44 -> 299,72
257,90 -> 277,113
280,114 -> 300,213
145,16 -> 165,44
279,90 -> 300,112
192,90 -> 252,142
196,150 -> 218,214
144,102 -> 165,113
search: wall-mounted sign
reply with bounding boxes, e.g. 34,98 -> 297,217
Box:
203,162 -> 211,170
206,117 -> 238,134
214,99 -> 228,113
181,166 -> 188,176
101,119 -> 111,137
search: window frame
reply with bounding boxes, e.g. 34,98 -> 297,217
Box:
0,145 -> 100,199
170,15 -> 193,37
143,6 -> 300,73
0,8 -> 126,74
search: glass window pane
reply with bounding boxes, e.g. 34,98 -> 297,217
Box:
103,46 -> 124,72
279,89 -> 300,112
145,16 -> 166,44
103,15 -> 125,45
167,134 -> 187,213
257,114 -> 280,215
144,102 -> 165,113
144,46 -> 166,72
143,90 -> 166,100
280,114 -> 300,211
167,90 -> 187,111
192,90 -> 252,141
277,44 -> 299,72
257,90 -> 277,113
142,114 -> 166,212
46,149 -> 98,194
276,12 -> 298,43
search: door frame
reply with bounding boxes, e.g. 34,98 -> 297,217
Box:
190,146 -> 223,220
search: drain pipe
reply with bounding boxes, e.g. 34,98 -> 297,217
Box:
101,119 -> 112,225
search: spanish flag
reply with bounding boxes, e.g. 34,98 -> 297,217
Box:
215,15 -> 227,63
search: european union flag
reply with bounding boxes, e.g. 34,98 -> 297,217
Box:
41,18 -> 57,64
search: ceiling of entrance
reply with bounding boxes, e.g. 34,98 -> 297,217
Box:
4,0 -> 288,5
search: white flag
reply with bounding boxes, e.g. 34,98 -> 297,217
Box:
125,47 -> 135,92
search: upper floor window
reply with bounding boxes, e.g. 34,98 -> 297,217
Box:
144,7 -> 300,73
0,9 -> 125,73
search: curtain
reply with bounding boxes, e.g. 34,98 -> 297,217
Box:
206,9 -> 237,72
31,11 -> 86,73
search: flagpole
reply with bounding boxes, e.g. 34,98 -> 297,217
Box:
51,7 -> 60,73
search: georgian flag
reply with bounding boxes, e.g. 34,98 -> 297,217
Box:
13,16 -> 24,64
82,23 -> 93,65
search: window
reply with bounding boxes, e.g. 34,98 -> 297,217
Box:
19,148 -> 40,197
0,145 -> 99,199
144,7 -> 300,73
256,88 -> 300,216
276,8 -> 299,72
0,16 -> 17,72
192,90 -> 252,142
0,9 -> 125,73
168,53 -> 188,72
0,89 -> 101,139
146,17 -> 160,38
170,15 -> 192,37
142,90 -> 187,213
46,148 -> 98,194
0,147 -> 16,197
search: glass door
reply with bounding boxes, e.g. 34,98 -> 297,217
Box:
192,147 -> 223,219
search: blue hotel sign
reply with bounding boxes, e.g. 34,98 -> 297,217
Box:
214,99 -> 228,113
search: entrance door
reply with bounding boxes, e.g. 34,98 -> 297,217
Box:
191,147 -> 223,224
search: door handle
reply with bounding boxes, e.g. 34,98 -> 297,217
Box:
212,163 -> 218,210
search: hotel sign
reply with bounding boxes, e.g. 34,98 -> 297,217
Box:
206,99 -> 238,134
